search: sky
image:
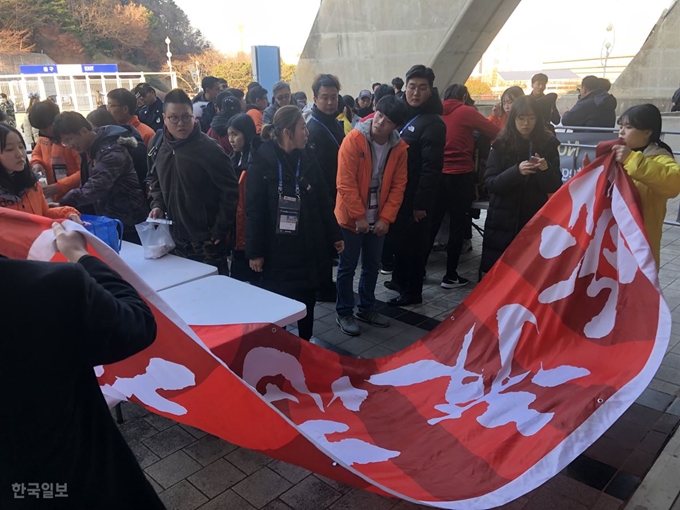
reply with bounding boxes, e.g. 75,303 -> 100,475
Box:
172,0 -> 675,69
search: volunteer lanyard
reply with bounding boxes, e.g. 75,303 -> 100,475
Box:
400,115 -> 420,136
310,116 -> 341,148
278,159 -> 301,197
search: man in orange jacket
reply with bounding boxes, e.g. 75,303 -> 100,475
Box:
107,88 -> 156,145
334,96 -> 409,336
28,100 -> 81,203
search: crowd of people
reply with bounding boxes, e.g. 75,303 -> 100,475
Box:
1,70 -> 679,341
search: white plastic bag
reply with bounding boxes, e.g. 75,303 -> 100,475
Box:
135,220 -> 176,259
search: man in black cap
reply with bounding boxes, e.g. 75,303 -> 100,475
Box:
356,89 -> 374,118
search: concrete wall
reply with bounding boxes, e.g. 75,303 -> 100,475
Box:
611,0 -> 680,112
291,0 -> 521,98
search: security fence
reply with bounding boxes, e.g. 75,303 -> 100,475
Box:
0,72 -> 177,113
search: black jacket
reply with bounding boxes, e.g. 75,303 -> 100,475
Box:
262,96 -> 298,125
307,105 -> 345,202
0,255 -> 163,509
245,141 -> 342,289
532,93 -> 561,128
61,125 -> 148,227
149,123 -> 238,242
481,136 -> 562,273
672,87 -> 680,112
561,91 -> 617,128
118,123 -> 149,193
198,101 -> 217,134
138,97 -> 164,130
398,94 -> 446,215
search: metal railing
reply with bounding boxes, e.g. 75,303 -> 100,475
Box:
0,72 -> 177,113
557,126 -> 680,156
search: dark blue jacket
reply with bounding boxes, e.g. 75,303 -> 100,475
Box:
138,97 -> 164,130
561,92 -> 617,128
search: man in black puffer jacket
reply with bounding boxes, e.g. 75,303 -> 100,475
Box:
384,65 -> 446,306
307,74 -> 346,302
561,75 -> 617,128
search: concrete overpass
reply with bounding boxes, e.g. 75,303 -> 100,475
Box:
611,0 -> 680,112
291,0 -> 522,97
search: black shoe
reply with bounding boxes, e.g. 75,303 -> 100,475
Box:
384,280 -> 402,293
380,261 -> 394,275
387,293 -> 423,306
441,274 -> 469,289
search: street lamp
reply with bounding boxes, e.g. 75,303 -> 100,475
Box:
165,37 -> 173,74
601,24 -> 615,78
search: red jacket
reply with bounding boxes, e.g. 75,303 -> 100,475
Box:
442,100 -> 500,175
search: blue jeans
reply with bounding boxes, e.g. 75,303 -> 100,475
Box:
336,228 -> 385,317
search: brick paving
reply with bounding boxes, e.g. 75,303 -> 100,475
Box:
116,199 -> 680,510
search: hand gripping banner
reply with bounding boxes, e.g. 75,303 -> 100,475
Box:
0,147 -> 669,509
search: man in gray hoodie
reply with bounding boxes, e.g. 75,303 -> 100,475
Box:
334,96 -> 409,336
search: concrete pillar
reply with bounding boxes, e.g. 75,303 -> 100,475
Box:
291,0 -> 521,98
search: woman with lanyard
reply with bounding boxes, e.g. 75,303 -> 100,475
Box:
480,95 -> 562,277
246,105 -> 344,340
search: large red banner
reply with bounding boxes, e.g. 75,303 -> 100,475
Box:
0,149 -> 669,509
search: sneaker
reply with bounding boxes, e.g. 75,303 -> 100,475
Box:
355,310 -> 389,328
380,261 -> 394,275
336,314 -> 361,336
461,239 -> 473,254
432,242 -> 447,252
441,274 -> 469,289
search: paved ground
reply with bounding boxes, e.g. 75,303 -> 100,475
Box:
116,200 -> 680,510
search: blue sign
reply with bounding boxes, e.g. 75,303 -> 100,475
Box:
251,46 -> 281,101
80,64 -> 118,73
19,65 -> 57,74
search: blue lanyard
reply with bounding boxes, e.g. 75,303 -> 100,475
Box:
529,142 -> 533,159
310,116 -> 341,148
400,115 -> 420,136
278,159 -> 301,197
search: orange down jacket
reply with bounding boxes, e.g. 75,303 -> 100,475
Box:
334,120 -> 408,231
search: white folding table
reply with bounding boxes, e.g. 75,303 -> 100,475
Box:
158,275 -> 307,327
118,241 -> 218,292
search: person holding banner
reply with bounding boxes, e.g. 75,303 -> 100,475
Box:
612,104 -> 680,268
0,124 -> 81,223
480,96 -> 562,276
0,223 -> 164,509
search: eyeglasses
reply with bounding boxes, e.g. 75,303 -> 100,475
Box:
60,137 -> 78,148
275,93 -> 291,102
166,114 -> 194,125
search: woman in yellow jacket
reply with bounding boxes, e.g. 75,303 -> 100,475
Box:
612,104 -> 680,268
1,124 -> 80,222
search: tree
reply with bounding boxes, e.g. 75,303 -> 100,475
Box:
465,77 -> 493,98
281,63 -> 297,85
66,0 -> 151,60
168,49 -> 253,92
0,29 -> 35,53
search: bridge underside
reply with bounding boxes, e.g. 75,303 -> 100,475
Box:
292,0 -> 522,97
